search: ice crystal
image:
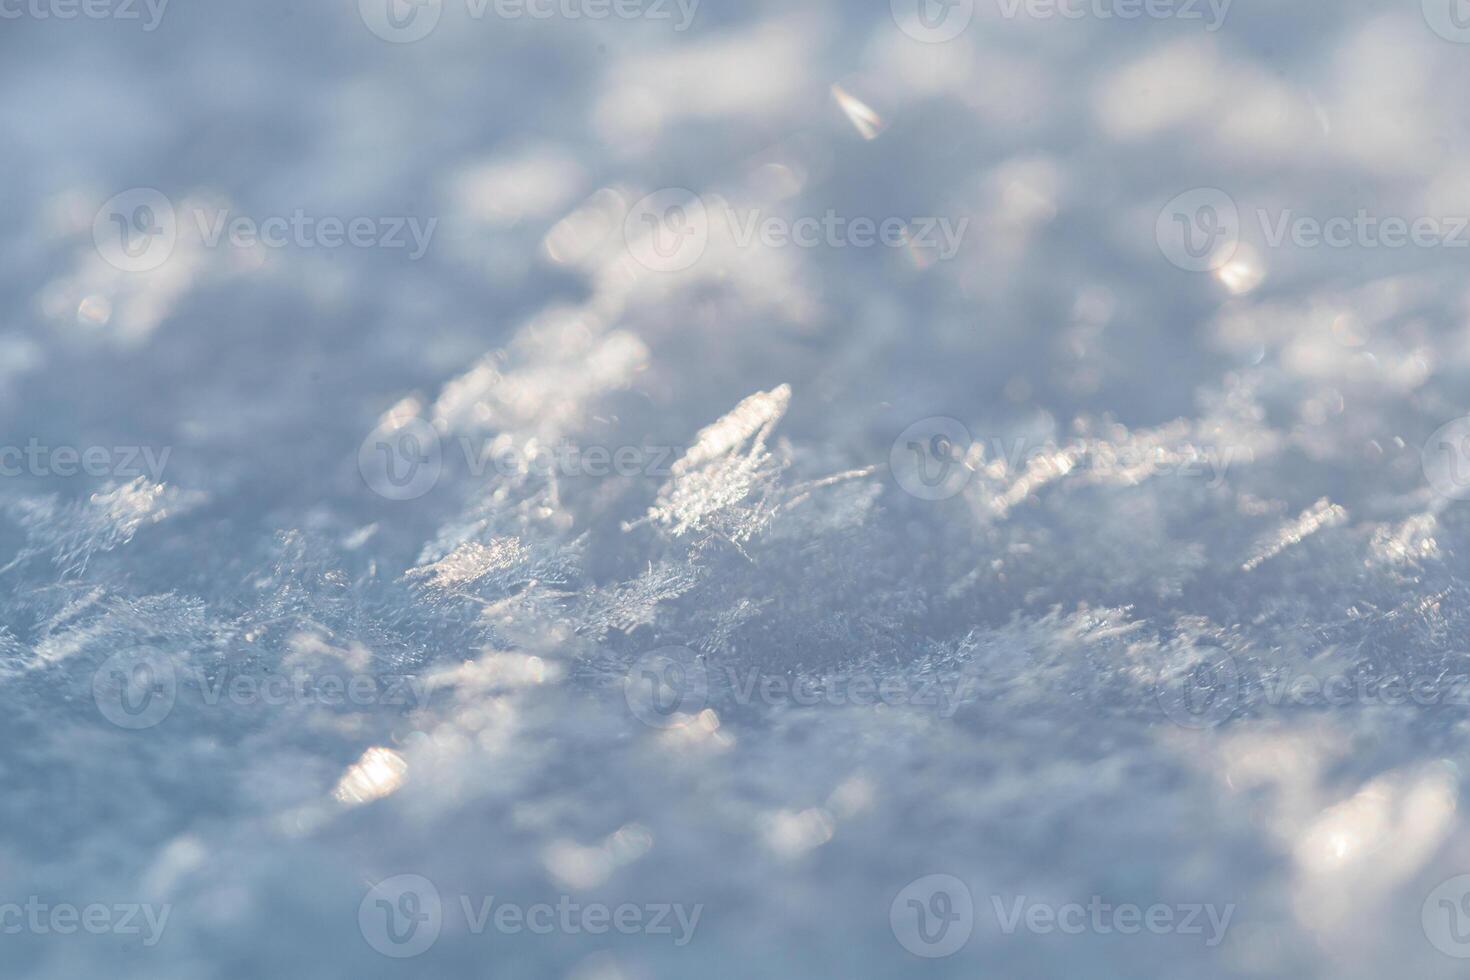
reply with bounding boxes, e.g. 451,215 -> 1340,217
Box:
634,384 -> 791,548
10,6 -> 1470,979
3,479 -> 203,577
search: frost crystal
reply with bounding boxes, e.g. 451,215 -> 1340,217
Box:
635,384 -> 791,547
3,479 -> 203,576
10,7 -> 1470,978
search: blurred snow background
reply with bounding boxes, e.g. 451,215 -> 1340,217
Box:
6,0 -> 1470,976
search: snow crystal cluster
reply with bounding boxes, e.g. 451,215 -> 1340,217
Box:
5,1 -> 1470,977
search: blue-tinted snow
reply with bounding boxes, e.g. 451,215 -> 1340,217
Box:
5,0 -> 1470,976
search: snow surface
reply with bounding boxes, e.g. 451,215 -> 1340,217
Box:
6,0 -> 1470,976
